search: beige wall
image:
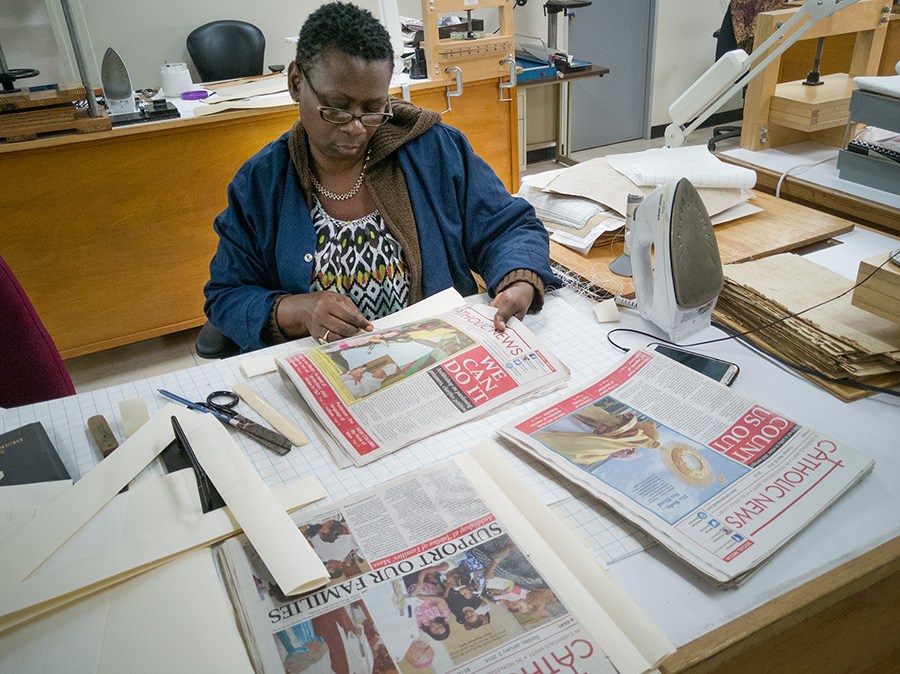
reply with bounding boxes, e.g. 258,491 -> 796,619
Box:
651,0 -> 742,128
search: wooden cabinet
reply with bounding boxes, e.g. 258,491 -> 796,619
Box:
0,76 -> 518,358
404,77 -> 519,191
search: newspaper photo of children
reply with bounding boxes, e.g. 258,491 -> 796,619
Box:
367,534 -> 568,668
363,578 -> 455,674
534,396 -> 750,524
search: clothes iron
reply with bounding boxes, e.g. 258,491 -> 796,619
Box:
629,178 -> 723,342
100,47 -> 136,116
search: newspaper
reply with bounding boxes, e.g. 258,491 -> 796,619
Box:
276,303 -> 569,467
217,443 -> 673,674
498,349 -> 875,586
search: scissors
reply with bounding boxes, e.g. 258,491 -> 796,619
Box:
158,389 -> 292,455
202,390 -> 293,455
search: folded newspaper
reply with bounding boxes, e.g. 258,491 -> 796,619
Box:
498,349 -> 875,586
276,303 -> 569,467
217,442 -> 674,674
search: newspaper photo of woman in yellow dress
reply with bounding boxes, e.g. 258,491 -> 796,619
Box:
534,397 -> 749,524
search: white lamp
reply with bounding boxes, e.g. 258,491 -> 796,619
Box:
665,0 -> 864,148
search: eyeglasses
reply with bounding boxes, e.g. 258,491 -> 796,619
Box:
299,65 -> 393,128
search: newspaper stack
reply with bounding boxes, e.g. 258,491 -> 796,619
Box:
276,303 -> 569,467
518,146 -> 762,255
518,179 -> 625,255
715,253 -> 900,400
499,348 -> 874,586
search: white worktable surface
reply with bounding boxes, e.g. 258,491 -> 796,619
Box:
1,226 -> 897,651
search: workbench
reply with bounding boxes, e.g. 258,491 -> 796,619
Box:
2,224 -> 897,672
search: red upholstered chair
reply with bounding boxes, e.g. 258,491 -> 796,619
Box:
0,256 -> 75,407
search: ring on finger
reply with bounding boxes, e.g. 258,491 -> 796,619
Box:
318,329 -> 331,346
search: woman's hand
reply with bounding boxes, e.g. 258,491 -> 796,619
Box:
278,291 -> 373,342
490,281 -> 535,331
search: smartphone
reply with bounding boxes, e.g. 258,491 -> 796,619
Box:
651,344 -> 739,386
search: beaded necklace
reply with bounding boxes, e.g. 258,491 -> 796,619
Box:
310,150 -> 370,201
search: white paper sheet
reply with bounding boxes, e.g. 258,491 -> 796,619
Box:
606,145 -> 757,189
0,405 -> 181,589
97,551 -> 254,674
0,467 -> 326,632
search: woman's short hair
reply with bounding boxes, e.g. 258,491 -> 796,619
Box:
296,1 -> 393,70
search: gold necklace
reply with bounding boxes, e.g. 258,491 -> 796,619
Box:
310,150 -> 370,201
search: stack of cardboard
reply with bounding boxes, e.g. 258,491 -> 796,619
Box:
715,253 -> 900,400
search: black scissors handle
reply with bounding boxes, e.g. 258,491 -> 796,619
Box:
205,390 -> 240,417
205,390 -> 292,455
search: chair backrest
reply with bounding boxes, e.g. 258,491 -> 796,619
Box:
715,4 -> 738,60
0,256 -> 75,408
186,19 -> 266,83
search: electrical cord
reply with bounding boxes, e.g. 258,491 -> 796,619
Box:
775,155 -> 836,198
605,249 -> 900,398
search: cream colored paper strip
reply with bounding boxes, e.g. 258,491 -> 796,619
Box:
456,441 -> 675,674
0,469 -> 325,633
233,383 -> 308,446
0,404 -> 183,590
118,397 -> 150,437
239,355 -> 278,378
182,411 -> 328,596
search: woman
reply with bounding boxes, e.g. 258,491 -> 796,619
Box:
204,1 -> 558,352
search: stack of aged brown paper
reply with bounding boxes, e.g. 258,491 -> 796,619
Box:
715,253 -> 900,400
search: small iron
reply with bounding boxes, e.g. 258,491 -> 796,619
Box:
100,47 -> 136,115
630,178 -> 724,342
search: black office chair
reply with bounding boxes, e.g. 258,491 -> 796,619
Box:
195,321 -> 240,360
186,20 -> 284,83
708,4 -> 743,151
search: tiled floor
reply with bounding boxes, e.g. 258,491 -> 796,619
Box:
63,126 -> 727,393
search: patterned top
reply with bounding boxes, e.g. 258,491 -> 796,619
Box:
308,197 -> 410,320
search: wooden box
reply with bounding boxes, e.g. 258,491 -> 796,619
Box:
852,251 -> 900,323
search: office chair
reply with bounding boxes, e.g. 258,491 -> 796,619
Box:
708,4 -> 743,151
195,321 -> 240,360
186,20 -> 284,83
0,255 -> 76,407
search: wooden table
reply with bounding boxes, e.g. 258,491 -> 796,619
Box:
720,152 -> 900,238
663,536 -> 900,673
0,76 -> 519,359
549,190 -> 855,297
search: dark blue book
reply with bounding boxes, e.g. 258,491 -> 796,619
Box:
0,422 -> 70,486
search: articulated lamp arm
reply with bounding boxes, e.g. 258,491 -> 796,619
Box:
664,0 -> 864,148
